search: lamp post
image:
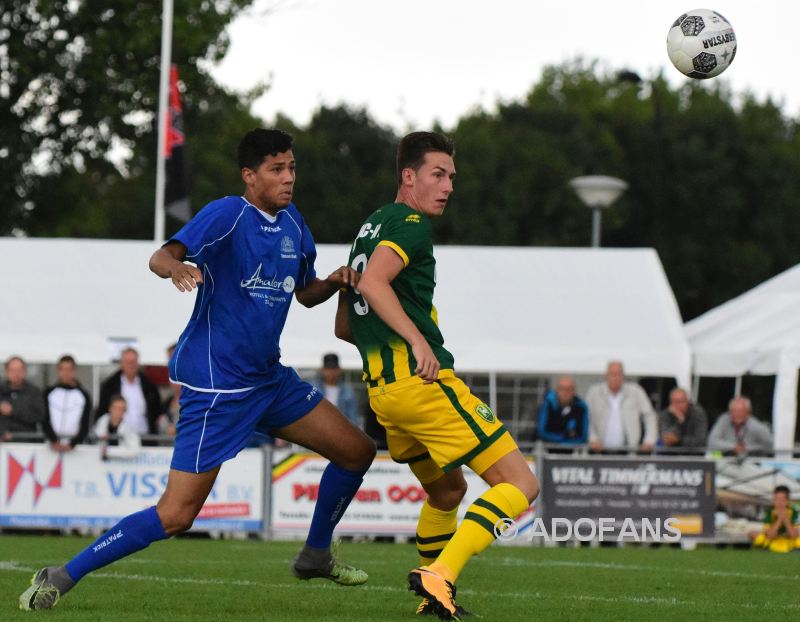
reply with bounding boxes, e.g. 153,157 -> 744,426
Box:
569,175 -> 628,247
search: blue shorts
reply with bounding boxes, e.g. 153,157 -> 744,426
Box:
171,364 -> 322,473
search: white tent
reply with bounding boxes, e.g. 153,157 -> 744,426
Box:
685,264 -> 800,452
1,238 -> 690,395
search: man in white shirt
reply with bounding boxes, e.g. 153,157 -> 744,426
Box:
585,361 -> 657,452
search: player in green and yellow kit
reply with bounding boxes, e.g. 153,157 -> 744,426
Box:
336,132 -> 539,620
750,485 -> 800,553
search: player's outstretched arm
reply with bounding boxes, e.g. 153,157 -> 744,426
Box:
357,246 -> 439,383
295,266 -> 358,308
148,241 -> 203,292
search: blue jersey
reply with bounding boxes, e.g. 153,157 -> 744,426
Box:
167,196 -> 317,392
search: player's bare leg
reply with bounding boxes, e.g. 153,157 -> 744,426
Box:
275,399 -> 376,585
156,467 -> 221,534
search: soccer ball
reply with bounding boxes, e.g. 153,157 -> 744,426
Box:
666,9 -> 736,79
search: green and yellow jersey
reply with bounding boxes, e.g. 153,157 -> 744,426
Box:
347,203 -> 454,387
763,505 -> 799,536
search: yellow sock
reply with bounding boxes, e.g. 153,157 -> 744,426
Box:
429,483 -> 529,583
416,499 -> 458,566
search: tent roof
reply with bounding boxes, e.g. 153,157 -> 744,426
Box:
1,238 -> 690,383
685,263 -> 800,376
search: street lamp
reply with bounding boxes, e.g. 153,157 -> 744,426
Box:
569,175 -> 628,247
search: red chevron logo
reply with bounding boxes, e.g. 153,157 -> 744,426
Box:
7,453 -> 63,506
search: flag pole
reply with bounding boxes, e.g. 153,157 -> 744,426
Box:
154,0 -> 174,243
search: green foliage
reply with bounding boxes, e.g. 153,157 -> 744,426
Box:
443,60 -> 800,319
288,105 -> 398,243
1,0 -> 257,237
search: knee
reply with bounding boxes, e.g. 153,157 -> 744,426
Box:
428,479 -> 467,511
339,436 -> 376,472
156,504 -> 198,536
519,474 -> 540,504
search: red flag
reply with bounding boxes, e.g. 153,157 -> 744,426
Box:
165,64 -> 191,222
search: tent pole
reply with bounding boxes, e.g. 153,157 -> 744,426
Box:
734,376 -> 742,397
691,374 -> 700,401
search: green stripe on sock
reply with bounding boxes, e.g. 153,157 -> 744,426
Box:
464,511 -> 499,538
473,498 -> 510,522
415,531 -> 456,545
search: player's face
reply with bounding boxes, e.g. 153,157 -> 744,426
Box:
243,150 -> 296,214
773,491 -> 789,510
405,152 -> 455,218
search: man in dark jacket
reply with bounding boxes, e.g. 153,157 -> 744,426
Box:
44,355 -> 92,451
537,375 -> 589,445
658,387 -> 708,450
96,348 -> 161,436
0,356 -> 45,441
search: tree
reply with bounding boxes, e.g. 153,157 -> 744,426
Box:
288,105 -> 398,244
445,60 -> 800,320
1,0 -> 257,237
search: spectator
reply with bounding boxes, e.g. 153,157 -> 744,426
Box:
93,395 -> 141,459
96,347 -> 161,437
537,375 -> 589,445
43,355 -> 92,452
708,396 -> 773,456
310,353 -> 359,427
0,356 -> 45,441
749,485 -> 799,553
658,387 -> 708,450
586,361 -> 657,452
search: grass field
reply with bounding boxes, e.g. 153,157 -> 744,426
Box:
1,535 -> 798,620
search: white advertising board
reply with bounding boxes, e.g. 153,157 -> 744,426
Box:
271,453 -> 536,535
0,443 -> 264,532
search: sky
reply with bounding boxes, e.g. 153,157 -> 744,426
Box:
209,0 -> 800,132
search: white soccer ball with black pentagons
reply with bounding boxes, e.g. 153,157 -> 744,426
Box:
667,9 -> 736,79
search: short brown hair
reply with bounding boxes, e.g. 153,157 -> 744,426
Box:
396,131 -> 454,185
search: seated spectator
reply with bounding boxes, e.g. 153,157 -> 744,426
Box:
0,356 -> 45,441
93,395 -> 141,459
97,347 -> 161,437
310,353 -> 359,427
658,387 -> 708,450
749,485 -> 800,553
537,375 -> 589,445
707,396 -> 773,456
585,361 -> 657,452
43,355 -> 92,452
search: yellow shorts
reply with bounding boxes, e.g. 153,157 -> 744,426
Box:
368,370 -> 518,482
753,533 -> 799,553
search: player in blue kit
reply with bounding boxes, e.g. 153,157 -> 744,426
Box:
20,129 -> 377,611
